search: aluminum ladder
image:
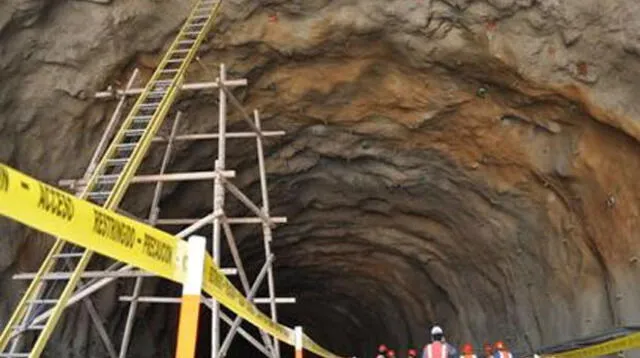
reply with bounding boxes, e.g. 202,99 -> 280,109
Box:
0,1 -> 222,356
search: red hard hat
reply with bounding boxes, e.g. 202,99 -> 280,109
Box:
408,349 -> 418,356
462,343 -> 473,354
494,341 -> 506,350
387,350 -> 396,357
378,344 -> 388,352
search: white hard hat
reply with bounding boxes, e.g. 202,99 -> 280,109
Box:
431,326 -> 443,335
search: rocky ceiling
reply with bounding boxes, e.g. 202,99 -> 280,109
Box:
1,0 -> 640,357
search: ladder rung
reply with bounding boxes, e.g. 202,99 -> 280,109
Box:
192,15 -> 209,20
172,49 -> 190,53
86,191 -> 111,199
160,69 -> 179,74
53,252 -> 84,259
184,32 -> 200,36
13,324 -> 45,331
124,129 -> 145,136
133,115 -> 153,121
28,299 -> 59,304
95,174 -> 119,184
154,80 -> 173,84
106,158 -> 129,166
166,59 -> 185,63
178,40 -> 195,44
115,143 -> 137,150
139,102 -> 160,108
0,353 -> 30,357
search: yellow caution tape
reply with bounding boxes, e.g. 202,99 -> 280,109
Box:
543,332 -> 640,358
0,163 -> 342,358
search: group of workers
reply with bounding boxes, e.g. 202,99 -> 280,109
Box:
375,326 -> 513,358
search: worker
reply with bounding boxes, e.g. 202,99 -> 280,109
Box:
408,349 -> 418,358
460,343 -> 477,358
387,349 -> 396,358
376,345 -> 388,358
482,343 -> 493,358
422,326 -> 458,358
492,341 -> 513,358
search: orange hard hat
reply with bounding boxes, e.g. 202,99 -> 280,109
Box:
494,341 -> 506,350
387,350 -> 396,357
462,343 -> 473,354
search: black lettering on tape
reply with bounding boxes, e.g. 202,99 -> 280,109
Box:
206,265 -> 214,285
0,166 -> 8,192
142,233 -> 173,264
92,209 -> 135,249
37,184 -> 75,221
210,268 -> 223,289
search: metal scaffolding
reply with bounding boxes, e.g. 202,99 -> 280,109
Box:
44,64 -> 292,357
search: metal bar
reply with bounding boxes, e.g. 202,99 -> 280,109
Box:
118,274 -> 143,358
219,311 -> 271,357
151,131 -> 285,143
220,217 -> 275,357
83,298 -> 118,358
195,58 -> 263,139
12,269 -> 239,280
94,80 -> 247,99
177,213 -> 217,238
59,170 -> 236,188
119,112 -> 182,358
255,110 -> 281,358
218,256 -> 275,357
211,63 -> 228,358
253,298 -> 296,304
156,217 -> 287,225
118,296 -> 295,304
219,177 -> 274,227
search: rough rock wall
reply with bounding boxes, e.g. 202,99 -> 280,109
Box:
1,0 -> 640,357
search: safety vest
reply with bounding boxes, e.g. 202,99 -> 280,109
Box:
423,342 -> 448,358
494,352 -> 513,358
460,355 -> 477,358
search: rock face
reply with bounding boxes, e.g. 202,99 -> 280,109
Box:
1,0 -> 640,357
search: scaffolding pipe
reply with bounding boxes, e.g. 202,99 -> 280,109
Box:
94,79 -> 248,99
156,217 -> 287,225
219,218 -> 275,357
218,256 -> 275,357
255,110 -> 281,358
151,131 -> 285,143
211,63 -> 228,358
59,170 -> 235,188
117,297 -> 295,304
